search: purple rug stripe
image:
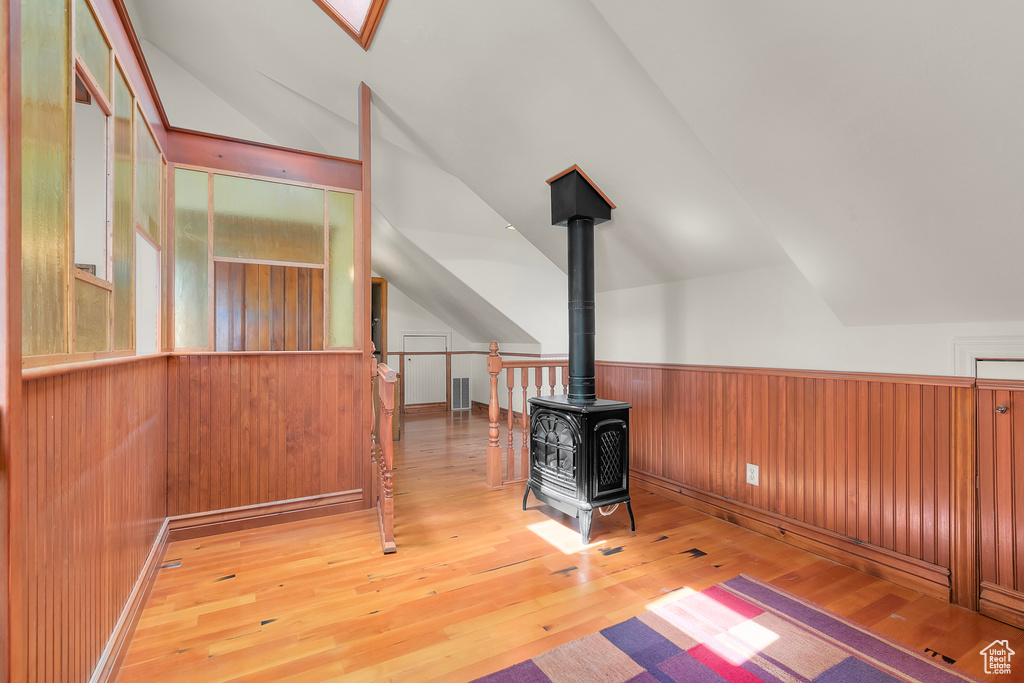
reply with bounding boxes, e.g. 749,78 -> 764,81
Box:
602,617 -> 682,678
814,656 -> 902,683
723,575 -> 975,683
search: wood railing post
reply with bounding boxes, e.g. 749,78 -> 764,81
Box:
486,341 -> 503,487
369,342 -> 379,502
377,362 -> 398,554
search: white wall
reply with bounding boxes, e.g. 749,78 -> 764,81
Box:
141,39 -> 275,144
597,262 -> 1024,377
387,284 -> 474,355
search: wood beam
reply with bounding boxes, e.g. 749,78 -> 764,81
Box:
359,83 -> 372,509
2,0 -> 23,678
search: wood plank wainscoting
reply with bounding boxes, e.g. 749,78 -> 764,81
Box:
166,352 -> 366,526
596,361 -> 977,609
13,357 -> 168,683
8,352 -> 371,682
977,379 -> 1024,627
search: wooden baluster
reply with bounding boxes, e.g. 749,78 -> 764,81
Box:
520,370 -> 528,479
561,364 -> 568,395
377,362 -> 398,554
507,366 -> 516,483
534,366 -> 543,397
486,342 -> 502,488
548,365 -> 556,396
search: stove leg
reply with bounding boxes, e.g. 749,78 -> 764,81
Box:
522,484 -> 531,510
626,500 -> 635,531
580,510 -> 593,545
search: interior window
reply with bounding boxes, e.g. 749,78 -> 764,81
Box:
73,73 -> 109,280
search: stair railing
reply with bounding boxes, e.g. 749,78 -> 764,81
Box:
370,344 -> 398,553
486,341 -> 568,487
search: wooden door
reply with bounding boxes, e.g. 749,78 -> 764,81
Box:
977,372 -> 1024,628
403,334 -> 447,412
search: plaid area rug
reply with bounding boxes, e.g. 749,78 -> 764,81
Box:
474,574 -> 979,683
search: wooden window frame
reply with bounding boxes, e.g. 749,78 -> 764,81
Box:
69,0 -> 117,359
134,99 -> 164,355
310,0 -> 389,51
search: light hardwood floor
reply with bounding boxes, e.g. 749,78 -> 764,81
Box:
118,411 -> 1024,682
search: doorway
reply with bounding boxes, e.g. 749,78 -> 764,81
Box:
371,277 -> 387,363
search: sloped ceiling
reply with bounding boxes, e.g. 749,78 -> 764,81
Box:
125,0 -> 1024,333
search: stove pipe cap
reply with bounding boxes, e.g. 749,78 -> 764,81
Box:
547,165 -> 615,227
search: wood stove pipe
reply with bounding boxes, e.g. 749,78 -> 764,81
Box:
567,215 -> 596,402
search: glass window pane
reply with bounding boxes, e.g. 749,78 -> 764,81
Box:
327,191 -> 354,348
74,95 -> 108,280
319,0 -> 372,31
22,0 -> 70,356
74,279 -> 109,353
213,174 -> 324,264
135,106 -> 161,245
75,0 -> 110,100
112,66 -> 133,350
135,232 -> 159,355
174,168 -> 209,348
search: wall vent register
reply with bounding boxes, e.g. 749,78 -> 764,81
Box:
451,377 -> 470,411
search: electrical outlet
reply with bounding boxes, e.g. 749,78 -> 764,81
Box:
746,463 -> 759,486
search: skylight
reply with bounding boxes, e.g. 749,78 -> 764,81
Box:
312,0 -> 388,50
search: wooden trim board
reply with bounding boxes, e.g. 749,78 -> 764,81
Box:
93,519 -> 170,682
404,401 -> 448,415
167,490 -> 364,541
980,581 -> 1024,629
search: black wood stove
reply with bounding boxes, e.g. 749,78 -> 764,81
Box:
523,167 -> 634,544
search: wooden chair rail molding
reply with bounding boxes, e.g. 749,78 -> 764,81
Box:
595,359 -> 978,388
370,347 -> 398,553
485,341 -> 568,488
21,351 -> 171,380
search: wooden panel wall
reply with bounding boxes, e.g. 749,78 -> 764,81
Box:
977,381 -> 1024,626
12,357 -> 167,682
597,363 -> 973,575
213,262 -> 324,352
166,352 -> 364,515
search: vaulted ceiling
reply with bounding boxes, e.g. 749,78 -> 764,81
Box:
124,0 -> 1024,345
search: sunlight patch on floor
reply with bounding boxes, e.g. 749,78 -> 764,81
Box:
527,520 -> 607,554
645,587 -> 780,666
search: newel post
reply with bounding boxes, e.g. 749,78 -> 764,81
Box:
487,341 -> 503,487
377,362 -> 397,554
369,342 -> 379,492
